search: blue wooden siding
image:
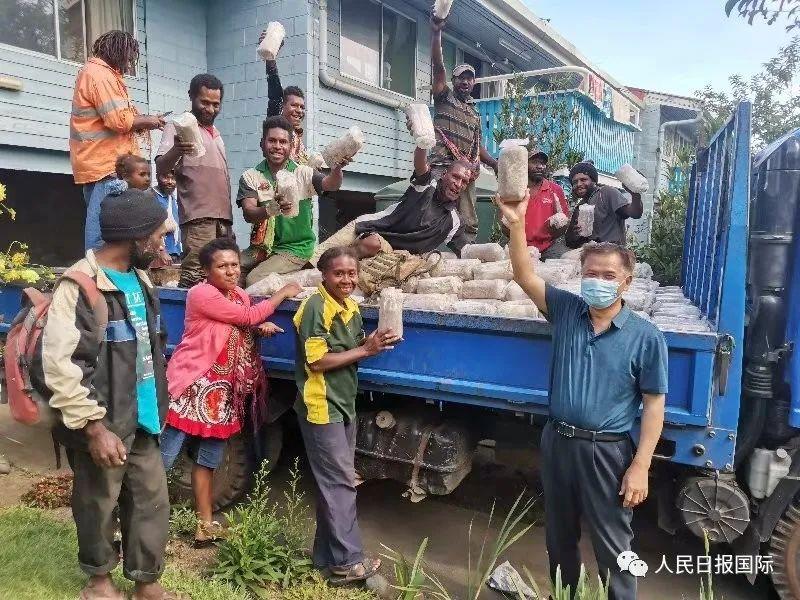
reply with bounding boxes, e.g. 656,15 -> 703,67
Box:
0,0 -> 148,164
317,0 -> 428,182
477,91 -> 637,174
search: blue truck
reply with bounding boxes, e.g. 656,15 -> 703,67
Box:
4,102 -> 800,595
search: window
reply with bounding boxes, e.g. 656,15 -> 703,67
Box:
0,0 -> 134,64
340,0 -> 417,97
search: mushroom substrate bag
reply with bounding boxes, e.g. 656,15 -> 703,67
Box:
472,260 -> 514,281
416,276 -> 463,296
432,259 -> 481,279
497,145 -> 529,203
402,293 -> 458,312
461,243 -> 506,263
434,0 -> 454,19
405,102 -> 437,150
172,112 -> 206,158
460,279 -> 507,300
576,204 -> 595,237
275,169 -> 301,217
378,287 -> 404,338
257,21 -> 286,61
615,164 -> 649,194
321,126 -> 365,167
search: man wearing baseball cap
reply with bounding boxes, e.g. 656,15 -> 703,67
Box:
429,13 -> 497,243
38,189 -> 177,600
524,149 -> 571,259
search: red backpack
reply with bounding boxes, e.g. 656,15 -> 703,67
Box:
2,271 -> 108,426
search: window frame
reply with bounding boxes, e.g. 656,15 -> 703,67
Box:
338,0 -> 418,100
0,0 -> 138,76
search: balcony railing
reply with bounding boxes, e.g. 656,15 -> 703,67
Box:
473,68 -> 641,175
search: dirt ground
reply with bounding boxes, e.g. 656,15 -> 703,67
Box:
0,407 -> 775,600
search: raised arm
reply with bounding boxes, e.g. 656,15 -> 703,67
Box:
431,16 -> 447,97
413,146 -> 429,177
321,160 -> 348,192
494,197 -> 548,313
259,29 -> 285,117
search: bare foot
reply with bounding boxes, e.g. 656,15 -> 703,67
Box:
79,575 -> 124,600
132,581 -> 182,600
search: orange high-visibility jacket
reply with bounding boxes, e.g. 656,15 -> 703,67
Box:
69,57 -> 139,184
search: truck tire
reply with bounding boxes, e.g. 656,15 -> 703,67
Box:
168,423 -> 284,511
770,499 -> 800,598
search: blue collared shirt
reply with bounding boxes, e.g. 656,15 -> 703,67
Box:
151,187 -> 182,257
545,285 -> 669,433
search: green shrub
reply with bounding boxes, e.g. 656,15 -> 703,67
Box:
169,503 -> 198,538
212,459 -> 313,594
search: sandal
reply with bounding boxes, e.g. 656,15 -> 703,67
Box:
193,520 -> 225,548
329,558 -> 381,584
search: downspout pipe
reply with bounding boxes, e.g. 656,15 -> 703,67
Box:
655,117 -> 702,197
317,0 -> 406,110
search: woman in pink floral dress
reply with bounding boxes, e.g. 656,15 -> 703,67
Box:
161,237 -> 300,546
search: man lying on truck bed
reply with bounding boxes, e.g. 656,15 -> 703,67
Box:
308,139 -> 473,269
497,195 -> 667,600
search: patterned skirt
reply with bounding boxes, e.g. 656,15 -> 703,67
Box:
167,321 -> 265,439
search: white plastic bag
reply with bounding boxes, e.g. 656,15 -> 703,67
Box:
405,103 -> 436,150
577,204 -> 594,237
454,300 -> 498,316
548,213 -> 570,229
460,279 -> 507,300
321,126 -> 365,167
432,259 -> 481,279
461,243 -> 506,263
172,112 -> 206,158
378,287 -> 404,338
473,260 -> 514,281
434,0 -> 454,19
615,164 -> 649,194
498,301 -> 539,319
284,269 -> 323,288
633,262 -> 654,279
503,281 -> 530,301
497,145 -> 528,203
416,276 -> 463,296
307,152 -> 325,169
257,21 -> 286,61
245,273 -> 285,296
275,169 -> 300,217
402,293 -> 458,312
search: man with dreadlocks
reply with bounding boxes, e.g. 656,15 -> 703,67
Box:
70,30 -> 166,252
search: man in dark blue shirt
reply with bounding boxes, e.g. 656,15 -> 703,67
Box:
497,197 -> 668,600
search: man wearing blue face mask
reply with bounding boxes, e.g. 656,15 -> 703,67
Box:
496,196 -> 668,600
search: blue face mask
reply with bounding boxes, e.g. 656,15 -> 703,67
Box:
580,277 -> 620,309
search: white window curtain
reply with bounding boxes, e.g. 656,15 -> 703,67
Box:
85,0 -> 134,47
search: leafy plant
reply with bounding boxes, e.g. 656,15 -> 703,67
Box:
492,74 -> 584,172
0,241 -> 56,287
696,35 -> 800,149
169,503 -> 198,538
383,491 -> 539,600
212,459 -> 313,595
725,0 -> 800,29
631,148 -> 694,285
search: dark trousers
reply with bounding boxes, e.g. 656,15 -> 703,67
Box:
179,218 -> 232,288
540,421 -> 636,600
298,417 -> 364,569
66,430 -> 170,583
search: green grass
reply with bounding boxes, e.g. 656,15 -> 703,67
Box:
0,506 -> 247,600
0,506 -> 377,600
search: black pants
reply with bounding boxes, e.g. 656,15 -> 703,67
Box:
298,417 -> 364,569
66,430 -> 170,583
540,421 -> 636,600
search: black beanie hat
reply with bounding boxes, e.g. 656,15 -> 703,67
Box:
100,188 -> 168,242
569,161 -> 599,184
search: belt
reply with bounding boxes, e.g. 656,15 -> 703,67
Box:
553,421 -> 628,442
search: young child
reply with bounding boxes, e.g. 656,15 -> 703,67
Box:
293,246 -> 399,583
115,153 -> 174,272
151,168 -> 183,261
115,153 -> 151,191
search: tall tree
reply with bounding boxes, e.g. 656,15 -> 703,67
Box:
725,0 -> 800,30
695,36 -> 800,149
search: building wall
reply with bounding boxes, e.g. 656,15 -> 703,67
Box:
206,0 -> 314,241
